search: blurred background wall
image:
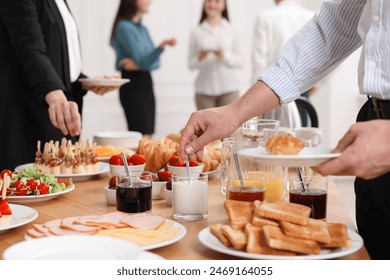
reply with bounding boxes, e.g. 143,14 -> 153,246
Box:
68,0 -> 365,148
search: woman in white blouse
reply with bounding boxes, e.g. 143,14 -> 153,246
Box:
188,0 -> 243,110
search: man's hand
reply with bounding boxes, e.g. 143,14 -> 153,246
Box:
45,90 -> 81,136
314,120 -> 390,179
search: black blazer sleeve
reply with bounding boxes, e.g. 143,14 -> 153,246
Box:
0,0 -> 66,102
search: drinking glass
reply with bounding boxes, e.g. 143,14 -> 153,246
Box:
116,171 -> 152,213
289,176 -> 328,220
172,173 -> 208,221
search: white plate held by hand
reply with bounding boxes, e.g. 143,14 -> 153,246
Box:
238,147 -> 341,167
79,77 -> 130,87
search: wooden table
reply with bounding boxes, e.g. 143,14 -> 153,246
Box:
0,172 -> 370,260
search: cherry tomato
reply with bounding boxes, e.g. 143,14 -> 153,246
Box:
157,170 -> 173,181
109,154 -> 124,166
129,154 -> 146,165
189,160 -> 199,167
57,178 -> 72,187
174,160 -> 186,167
168,155 -> 179,166
1,169 -> 12,179
13,180 -> 28,196
26,179 -> 39,191
37,183 -> 50,195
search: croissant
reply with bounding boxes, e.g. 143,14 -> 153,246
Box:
160,136 -> 179,151
137,138 -> 177,172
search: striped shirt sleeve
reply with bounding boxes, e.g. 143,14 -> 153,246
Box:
259,0 -> 367,104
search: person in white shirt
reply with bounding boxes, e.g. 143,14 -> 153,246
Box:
252,0 -> 315,128
188,0 -> 243,110
180,0 -> 390,259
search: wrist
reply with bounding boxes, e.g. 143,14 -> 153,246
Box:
45,90 -> 67,106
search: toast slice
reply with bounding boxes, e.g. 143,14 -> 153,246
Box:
252,215 -> 279,228
210,223 -> 232,247
279,218 -> 331,244
263,225 -> 321,255
255,200 -> 311,225
224,200 -> 254,229
321,223 -> 352,248
221,225 -> 247,250
245,224 -> 296,255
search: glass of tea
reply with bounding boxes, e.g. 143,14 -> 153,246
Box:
227,171 -> 266,202
289,176 -> 328,220
116,171 -> 152,213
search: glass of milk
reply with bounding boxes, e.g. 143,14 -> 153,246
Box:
172,173 -> 208,221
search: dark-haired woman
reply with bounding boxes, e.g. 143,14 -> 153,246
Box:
189,0 -> 243,110
111,0 -> 176,137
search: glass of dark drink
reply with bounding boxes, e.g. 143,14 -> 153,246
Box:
116,171 -> 152,213
289,176 -> 328,220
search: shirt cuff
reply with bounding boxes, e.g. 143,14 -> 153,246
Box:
259,64 -> 301,104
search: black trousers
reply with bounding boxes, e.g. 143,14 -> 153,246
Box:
355,99 -> 390,259
120,70 -> 155,135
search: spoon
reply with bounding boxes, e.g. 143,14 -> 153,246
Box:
185,154 -> 190,179
232,154 -> 245,190
120,152 -> 130,177
296,167 -> 306,192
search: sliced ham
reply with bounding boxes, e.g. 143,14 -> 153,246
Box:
60,216 -> 101,233
26,229 -> 53,238
81,212 -> 129,229
32,224 -> 50,234
49,227 -> 93,236
43,218 -> 62,229
121,213 -> 166,230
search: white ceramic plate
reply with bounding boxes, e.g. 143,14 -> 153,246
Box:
79,77 -> 130,87
24,220 -> 187,251
238,147 -> 341,167
204,166 -> 221,180
3,235 -> 145,260
0,204 -> 38,233
14,162 -> 110,182
142,221 -> 187,251
198,227 -> 363,260
6,184 -> 75,204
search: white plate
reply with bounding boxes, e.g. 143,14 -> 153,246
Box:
142,221 -> 187,251
6,184 -> 75,204
238,147 -> 341,167
15,162 -> 110,182
0,204 -> 38,233
198,227 -> 363,260
204,167 -> 221,180
79,77 -> 130,87
24,220 -> 187,251
3,235 -> 145,260
135,251 -> 165,260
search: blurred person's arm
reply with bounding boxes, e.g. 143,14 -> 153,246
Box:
252,14 -> 270,83
220,28 -> 243,68
0,0 -> 81,136
115,21 -> 163,71
188,29 -> 203,70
